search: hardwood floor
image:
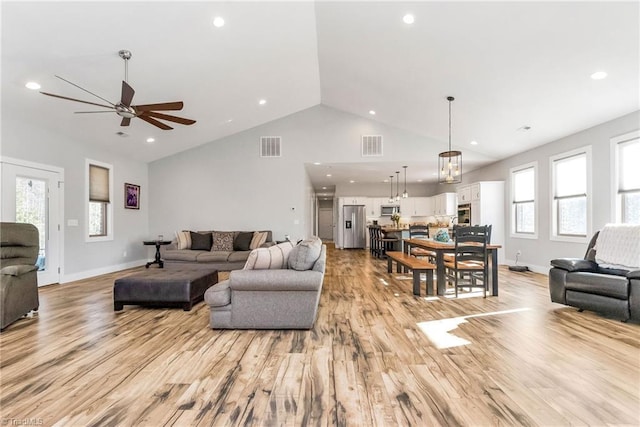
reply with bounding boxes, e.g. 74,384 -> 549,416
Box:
1,244 -> 638,426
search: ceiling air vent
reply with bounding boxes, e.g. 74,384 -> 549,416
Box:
260,136 -> 281,157
362,135 -> 383,157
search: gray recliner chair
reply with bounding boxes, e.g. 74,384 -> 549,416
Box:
1,222 -> 40,330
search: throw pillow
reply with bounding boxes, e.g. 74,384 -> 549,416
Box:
212,231 -> 234,251
249,231 -> 269,249
234,232 -> 254,251
288,236 -> 322,271
190,231 -> 213,251
175,230 -> 191,250
244,241 -> 294,270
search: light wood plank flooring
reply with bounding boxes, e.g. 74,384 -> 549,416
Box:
1,244 -> 638,426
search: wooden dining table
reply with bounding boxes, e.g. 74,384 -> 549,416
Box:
403,238 -> 502,296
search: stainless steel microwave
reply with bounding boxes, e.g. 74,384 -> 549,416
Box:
381,205 -> 400,216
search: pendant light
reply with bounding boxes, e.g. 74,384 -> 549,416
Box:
388,175 -> 394,203
402,165 -> 409,198
438,96 -> 462,184
395,171 -> 400,202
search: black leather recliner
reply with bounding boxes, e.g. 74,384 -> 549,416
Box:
549,231 -> 640,321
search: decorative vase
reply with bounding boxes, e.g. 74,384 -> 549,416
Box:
393,220 -> 399,228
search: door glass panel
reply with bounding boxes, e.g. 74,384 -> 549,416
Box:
15,177 -> 47,271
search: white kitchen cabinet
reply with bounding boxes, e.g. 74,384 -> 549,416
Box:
457,186 -> 472,203
342,196 -> 367,205
468,181 -> 505,263
401,197 -> 432,216
433,193 -> 457,216
471,183 -> 481,200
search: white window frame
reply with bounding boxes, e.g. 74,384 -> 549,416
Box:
550,146 -> 592,243
85,159 -> 113,242
610,130 -> 640,224
510,161 -> 538,239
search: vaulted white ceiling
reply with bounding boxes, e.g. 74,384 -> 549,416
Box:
2,1 -> 638,189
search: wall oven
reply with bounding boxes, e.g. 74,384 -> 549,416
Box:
458,203 -> 471,224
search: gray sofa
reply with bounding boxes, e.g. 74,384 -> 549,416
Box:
549,231 -> 640,322
205,240 -> 326,329
161,230 -> 273,271
1,222 -> 40,330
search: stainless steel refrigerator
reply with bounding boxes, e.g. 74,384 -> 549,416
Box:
343,205 -> 366,249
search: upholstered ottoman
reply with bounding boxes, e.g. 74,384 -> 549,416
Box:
114,267 -> 218,311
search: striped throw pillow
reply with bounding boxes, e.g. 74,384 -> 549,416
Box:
244,241 -> 294,270
175,230 -> 191,250
249,231 -> 269,249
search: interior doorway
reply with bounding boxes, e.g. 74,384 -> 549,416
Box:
318,199 -> 334,241
1,158 -> 64,286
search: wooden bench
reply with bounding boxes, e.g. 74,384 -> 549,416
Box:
386,251 -> 436,296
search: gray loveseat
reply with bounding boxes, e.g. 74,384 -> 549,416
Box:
161,230 -> 273,271
205,238 -> 327,329
549,231 -> 640,322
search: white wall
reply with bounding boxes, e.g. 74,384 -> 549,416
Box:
1,115 -> 150,281
461,110 -> 640,272
148,105 -> 445,242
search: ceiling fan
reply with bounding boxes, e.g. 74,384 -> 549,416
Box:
40,50 -> 196,130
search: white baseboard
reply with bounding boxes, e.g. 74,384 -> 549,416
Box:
503,259 -> 549,275
61,259 -> 147,284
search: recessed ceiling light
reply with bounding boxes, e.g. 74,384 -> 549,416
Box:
383,179 -> 389,183
403,14 -> 415,24
226,119 -> 233,123
322,187 -> 327,190
213,17 -> 225,28
590,71 -> 607,80
326,174 -> 332,177
146,137 -> 155,143
369,110 -> 376,115
313,162 -> 321,165
259,99 -> 267,105
25,81 -> 41,90
350,180 -> 355,183
470,140 -> 478,145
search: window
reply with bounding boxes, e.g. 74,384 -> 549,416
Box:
86,159 -> 113,241
551,147 -> 591,241
612,131 -> 640,224
510,162 -> 537,238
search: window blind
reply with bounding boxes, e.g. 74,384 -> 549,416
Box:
89,164 -> 110,203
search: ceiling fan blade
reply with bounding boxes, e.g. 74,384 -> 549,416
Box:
121,117 -> 131,127
133,101 -> 184,112
141,111 -> 196,125
74,110 -> 115,114
121,81 -> 135,107
137,115 -> 173,130
55,75 -> 115,106
41,92 -> 115,109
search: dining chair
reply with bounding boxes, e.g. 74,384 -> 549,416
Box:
368,226 -> 382,258
444,225 -> 490,297
409,224 -> 436,261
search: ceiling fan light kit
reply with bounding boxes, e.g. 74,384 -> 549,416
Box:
438,96 -> 462,184
40,49 -> 196,131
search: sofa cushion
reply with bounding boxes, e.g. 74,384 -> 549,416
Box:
190,231 -> 213,251
288,237 -> 322,271
197,251 -> 231,262
234,232 -> 254,251
244,241 -> 295,270
204,279 -> 231,307
249,231 -> 268,249
175,230 -> 191,250
566,272 -> 629,300
162,250 -> 204,262
212,231 -> 234,251
228,251 -> 252,263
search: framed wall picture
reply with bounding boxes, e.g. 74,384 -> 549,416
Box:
124,183 -> 140,209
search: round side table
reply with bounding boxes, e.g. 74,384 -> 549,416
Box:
143,240 -> 172,268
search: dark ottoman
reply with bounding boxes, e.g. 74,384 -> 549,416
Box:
114,267 -> 218,311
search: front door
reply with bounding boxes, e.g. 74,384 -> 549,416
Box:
1,159 -> 63,286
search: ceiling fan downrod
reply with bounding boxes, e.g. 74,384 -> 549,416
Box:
118,49 -> 132,83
